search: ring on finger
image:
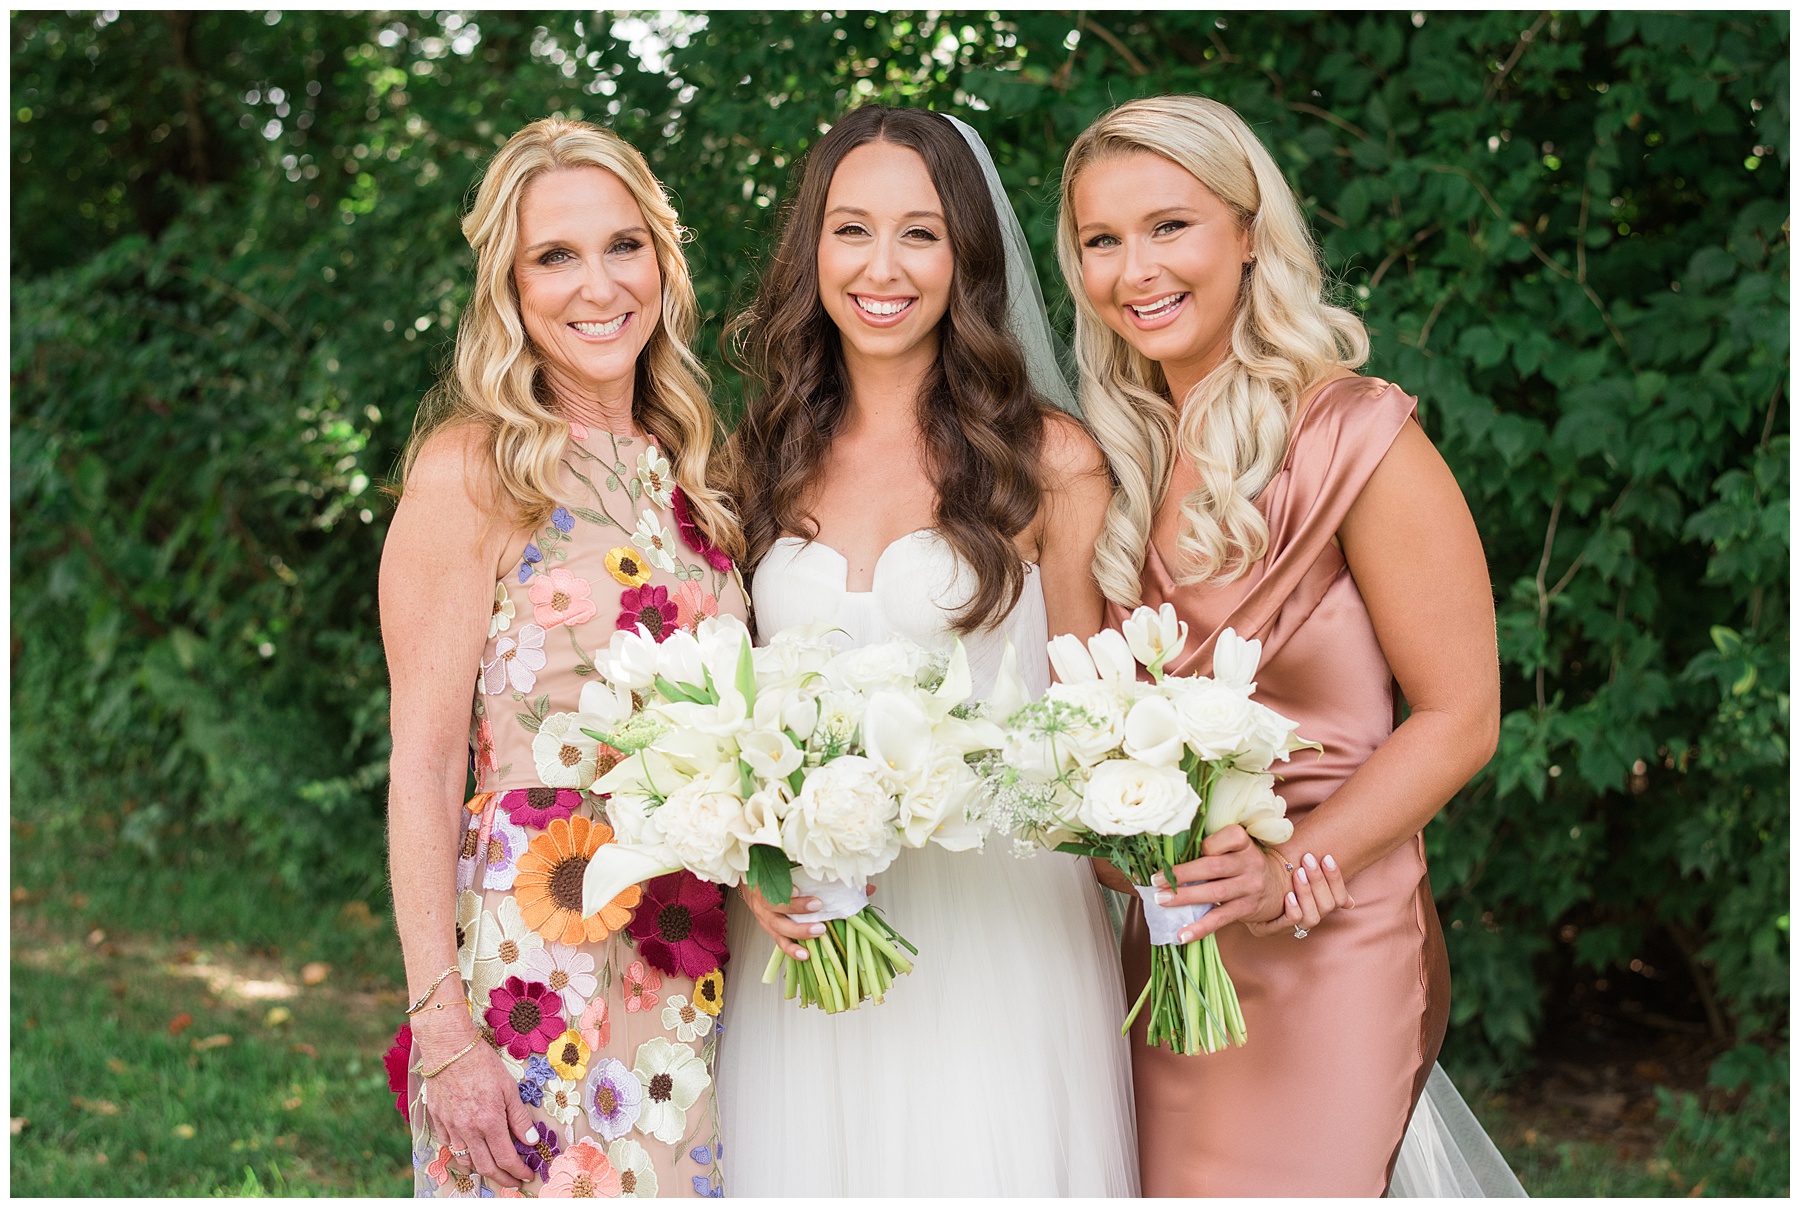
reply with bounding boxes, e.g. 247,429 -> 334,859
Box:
1293,925 -> 1309,939
449,1145 -> 471,1158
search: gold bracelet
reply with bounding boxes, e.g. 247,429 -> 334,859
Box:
410,998 -> 469,1017
422,1038 -> 479,1079
405,965 -> 463,1015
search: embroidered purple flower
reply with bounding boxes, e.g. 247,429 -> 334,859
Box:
518,1075 -> 544,1107
524,1053 -> 554,1083
584,1055 -> 644,1141
500,787 -> 580,830
616,584 -> 676,643
550,506 -> 575,534
627,872 -> 730,979
692,1175 -> 724,1197
518,541 -> 544,583
688,1144 -> 713,1166
484,976 -> 566,1060
514,1127 -> 562,1177
671,487 -> 734,573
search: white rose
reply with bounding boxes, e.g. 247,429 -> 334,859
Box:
654,773 -> 754,885
823,640 -> 928,694
754,622 -> 838,688
781,755 -> 902,883
1203,767 -> 1293,843
1122,693 -> 1186,768
1234,702 -> 1310,773
604,789 -> 665,847
1169,677 -> 1258,762
1076,758 -> 1200,836
1048,681 -> 1131,766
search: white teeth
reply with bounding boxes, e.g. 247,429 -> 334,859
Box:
854,297 -> 912,317
1128,294 -> 1186,319
571,315 -> 627,336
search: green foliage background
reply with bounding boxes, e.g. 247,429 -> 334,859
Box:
11,10 -> 1788,1083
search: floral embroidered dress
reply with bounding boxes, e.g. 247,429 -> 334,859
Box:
406,423 -> 746,1198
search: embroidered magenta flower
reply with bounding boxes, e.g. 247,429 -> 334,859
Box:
383,1022 -> 413,1123
500,787 -> 580,830
616,584 -> 676,643
627,872 -> 730,979
621,959 -> 661,1014
484,977 -> 567,1060
672,581 -> 719,632
529,566 -> 599,629
671,486 -> 734,572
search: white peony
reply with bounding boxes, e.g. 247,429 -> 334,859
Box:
652,771 -> 754,885
781,755 -> 902,884
1077,758 -> 1201,836
1203,767 -> 1294,843
896,752 -> 986,851
823,640 -> 928,695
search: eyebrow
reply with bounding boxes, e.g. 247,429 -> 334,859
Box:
520,226 -> 650,254
1077,206 -> 1196,237
824,206 -> 946,222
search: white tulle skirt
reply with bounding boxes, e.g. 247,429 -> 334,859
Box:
1390,1064 -> 1529,1197
717,844 -> 1139,1196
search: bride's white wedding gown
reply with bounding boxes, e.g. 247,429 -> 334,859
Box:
717,530 -> 1140,1196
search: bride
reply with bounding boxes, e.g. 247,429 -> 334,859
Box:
717,105 -> 1138,1196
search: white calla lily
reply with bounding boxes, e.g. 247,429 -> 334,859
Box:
582,842 -> 681,919
1047,633 -> 1098,684
1122,603 -> 1188,677
740,726 -> 804,781
861,690 -> 936,786
1122,694 -> 1186,768
986,640 -> 1030,720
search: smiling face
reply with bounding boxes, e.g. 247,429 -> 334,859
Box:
1072,150 -> 1254,398
815,140 -> 955,378
512,166 -> 662,413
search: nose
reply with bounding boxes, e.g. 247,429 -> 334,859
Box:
1120,235 -> 1159,290
865,231 -> 902,286
578,256 -> 623,310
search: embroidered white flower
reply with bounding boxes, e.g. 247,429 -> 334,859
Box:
481,623 -> 547,695
489,580 -> 515,639
479,811 -> 529,892
471,896 -> 545,1005
455,890 -> 482,983
636,444 -> 675,509
521,942 -> 599,1018
532,712 -> 601,789
542,1074 -> 583,1126
631,1036 -> 711,1144
633,510 -> 678,573
607,1138 -> 660,1198
659,994 -> 715,1043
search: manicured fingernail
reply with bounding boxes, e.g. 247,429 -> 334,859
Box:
1155,891 -> 1173,905
524,1126 -> 538,1144
808,899 -> 822,910
795,948 -> 809,960
1287,892 -> 1299,908
1303,852 -> 1319,871
1150,872 -> 1167,889
1323,854 -> 1338,871
1297,866 -> 1309,884
1177,929 -> 1192,944
809,923 -> 825,935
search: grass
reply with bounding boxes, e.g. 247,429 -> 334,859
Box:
9,814 -> 413,1196
10,811 -> 1787,1197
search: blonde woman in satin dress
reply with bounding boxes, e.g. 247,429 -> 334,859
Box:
1058,96 -> 1523,1196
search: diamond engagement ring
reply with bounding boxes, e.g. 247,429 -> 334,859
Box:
450,1147 -> 471,1158
1292,925 -> 1309,939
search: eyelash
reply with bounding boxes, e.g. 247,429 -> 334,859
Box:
537,239 -> 643,264
832,224 -> 940,241
1082,221 -> 1188,250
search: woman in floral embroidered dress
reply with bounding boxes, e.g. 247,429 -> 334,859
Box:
382,118 -> 746,1198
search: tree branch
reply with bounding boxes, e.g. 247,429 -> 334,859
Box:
1484,11 -> 1552,100
1370,223 -> 1442,290
1287,100 -> 1371,143
1078,15 -> 1149,76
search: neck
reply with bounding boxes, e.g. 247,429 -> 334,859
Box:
1160,333 -> 1233,418
840,336 -> 938,437
543,363 -> 636,434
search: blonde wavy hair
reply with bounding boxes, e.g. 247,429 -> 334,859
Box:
1056,95 -> 1368,606
403,118 -> 742,560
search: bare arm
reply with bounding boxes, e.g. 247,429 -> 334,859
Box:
382,425 -> 535,1187
1160,419 -> 1498,939
1032,412 -> 1111,646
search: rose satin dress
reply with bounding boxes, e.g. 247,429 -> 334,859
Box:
1114,377 -> 1453,1197
406,425 -> 747,1198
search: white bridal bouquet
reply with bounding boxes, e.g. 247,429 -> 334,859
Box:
577,614 -> 1000,1013
984,605 -> 1317,1055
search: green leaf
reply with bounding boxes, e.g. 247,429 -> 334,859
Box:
747,843 -> 793,906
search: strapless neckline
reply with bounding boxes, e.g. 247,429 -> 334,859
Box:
771,530 -> 1039,596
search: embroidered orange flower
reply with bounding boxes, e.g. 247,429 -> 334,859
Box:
513,815 -> 641,946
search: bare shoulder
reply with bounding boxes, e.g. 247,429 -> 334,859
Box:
401,421 -> 501,512
1038,409 -> 1109,483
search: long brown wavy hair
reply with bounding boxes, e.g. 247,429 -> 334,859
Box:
727,105 -> 1047,633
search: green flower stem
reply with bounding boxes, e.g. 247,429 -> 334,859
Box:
761,944 -> 785,986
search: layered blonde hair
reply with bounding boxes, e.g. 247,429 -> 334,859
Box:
403,118 -> 741,559
1056,95 -> 1367,606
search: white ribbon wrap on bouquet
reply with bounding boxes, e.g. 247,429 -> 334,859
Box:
1134,884 -> 1213,946
787,871 -> 870,924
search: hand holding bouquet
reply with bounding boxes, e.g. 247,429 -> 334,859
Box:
578,615 -> 1000,1013
985,606 -> 1316,1054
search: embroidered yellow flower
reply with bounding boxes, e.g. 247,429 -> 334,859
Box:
692,968 -> 724,1017
546,1027 -> 591,1081
606,546 -> 653,588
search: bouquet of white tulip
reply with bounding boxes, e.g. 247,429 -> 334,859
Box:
984,605 -> 1317,1054
577,614 -> 1001,1013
